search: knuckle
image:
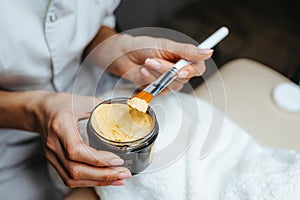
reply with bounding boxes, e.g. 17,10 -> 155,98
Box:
45,137 -> 55,151
94,159 -> 105,166
64,178 -> 77,188
66,146 -> 79,160
68,165 -> 81,180
50,117 -> 61,133
48,114 -> 71,143
98,181 -> 112,186
101,174 -> 110,181
50,113 -> 70,134
100,171 -> 116,182
44,150 -> 52,160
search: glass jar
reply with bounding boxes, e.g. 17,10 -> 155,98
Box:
87,98 -> 159,174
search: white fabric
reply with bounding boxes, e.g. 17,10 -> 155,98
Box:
0,0 -> 119,93
81,88 -> 300,200
0,0 -> 120,146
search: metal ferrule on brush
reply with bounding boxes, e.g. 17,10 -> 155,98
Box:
143,67 -> 178,96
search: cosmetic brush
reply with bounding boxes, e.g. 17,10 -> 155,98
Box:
127,26 -> 229,112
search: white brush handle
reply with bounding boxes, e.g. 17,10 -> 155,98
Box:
144,26 -> 229,96
173,26 -> 229,71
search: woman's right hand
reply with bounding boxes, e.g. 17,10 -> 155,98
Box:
32,91 -> 132,187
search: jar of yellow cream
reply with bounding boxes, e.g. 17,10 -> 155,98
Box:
87,98 -> 159,174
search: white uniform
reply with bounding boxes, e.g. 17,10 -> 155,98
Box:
0,0 -> 120,199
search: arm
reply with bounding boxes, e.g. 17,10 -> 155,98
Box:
0,90 -> 45,131
83,26 -> 117,60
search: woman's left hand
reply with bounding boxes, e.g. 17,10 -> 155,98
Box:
87,27 -> 213,91
111,35 -> 213,91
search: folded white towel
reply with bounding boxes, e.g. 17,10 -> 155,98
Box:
96,90 -> 300,200
50,88 -> 300,199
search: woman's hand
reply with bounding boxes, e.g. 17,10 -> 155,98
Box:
32,91 -> 132,187
112,35 -> 213,91
87,27 -> 213,91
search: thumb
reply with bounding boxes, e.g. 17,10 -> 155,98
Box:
72,95 -> 102,120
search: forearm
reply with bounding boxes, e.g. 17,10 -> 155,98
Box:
83,26 -> 118,59
0,90 -> 48,132
83,26 -> 133,75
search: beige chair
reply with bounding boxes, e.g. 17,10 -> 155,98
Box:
195,58 -> 300,152
65,58 -> 300,199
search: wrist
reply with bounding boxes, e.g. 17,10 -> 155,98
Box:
0,90 -> 51,133
84,26 -> 118,59
24,90 -> 52,133
105,33 -> 134,75
87,32 -> 134,75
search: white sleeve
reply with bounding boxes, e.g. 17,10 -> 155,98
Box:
102,0 -> 121,28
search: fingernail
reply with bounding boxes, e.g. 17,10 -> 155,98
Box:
118,171 -> 132,179
198,49 -> 213,55
145,58 -> 161,69
109,158 -> 124,166
111,180 -> 124,186
141,67 -> 151,77
178,70 -> 189,78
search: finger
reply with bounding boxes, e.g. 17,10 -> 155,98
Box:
144,58 -> 189,84
66,142 -> 124,167
145,57 -> 206,79
50,113 -> 124,167
111,180 -> 125,186
144,58 -> 172,74
177,61 -> 207,79
143,58 -> 190,91
62,163 -> 131,181
140,67 -> 185,91
46,137 -> 132,181
143,57 -> 189,90
45,149 -> 121,188
162,39 -> 214,61
140,67 -> 158,84
121,63 -> 146,86
141,65 -> 187,87
72,95 -> 102,120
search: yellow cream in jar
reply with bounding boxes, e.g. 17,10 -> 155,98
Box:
91,103 -> 154,142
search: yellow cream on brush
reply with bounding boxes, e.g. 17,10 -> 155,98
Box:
91,103 -> 154,142
127,97 -> 149,113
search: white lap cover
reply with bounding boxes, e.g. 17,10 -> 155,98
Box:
50,87 -> 300,199
96,89 -> 300,200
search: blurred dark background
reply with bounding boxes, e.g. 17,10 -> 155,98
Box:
115,0 -> 300,85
